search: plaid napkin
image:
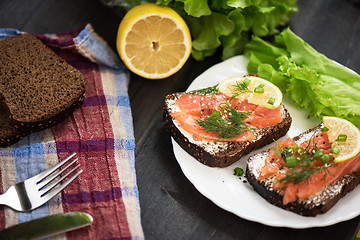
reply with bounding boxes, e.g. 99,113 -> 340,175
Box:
0,24 -> 144,240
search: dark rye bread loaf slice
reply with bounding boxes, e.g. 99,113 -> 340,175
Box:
246,124 -> 360,216
0,102 -> 28,147
163,91 -> 292,168
0,34 -> 85,147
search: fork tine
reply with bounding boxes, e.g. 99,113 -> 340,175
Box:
40,169 -> 83,202
34,153 -> 77,182
39,164 -> 81,196
37,157 -> 79,189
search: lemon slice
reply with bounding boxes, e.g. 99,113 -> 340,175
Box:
116,3 -> 192,79
323,116 -> 360,163
217,76 -> 283,109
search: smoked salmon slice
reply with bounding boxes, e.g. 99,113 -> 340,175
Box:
171,111 -> 256,142
171,92 -> 283,142
260,131 -> 360,205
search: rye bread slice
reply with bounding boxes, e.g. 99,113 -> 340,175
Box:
246,124 -> 360,216
0,101 -> 27,147
163,90 -> 292,168
0,34 -> 85,147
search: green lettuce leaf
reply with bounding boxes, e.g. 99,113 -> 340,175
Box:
187,11 -> 234,52
183,0 -> 211,17
102,0 -> 297,60
227,0 -> 255,9
244,28 -> 360,126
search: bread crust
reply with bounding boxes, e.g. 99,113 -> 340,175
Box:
246,124 -> 360,216
0,92 -> 85,148
163,91 -> 292,168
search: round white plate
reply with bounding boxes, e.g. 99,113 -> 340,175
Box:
171,55 -> 360,228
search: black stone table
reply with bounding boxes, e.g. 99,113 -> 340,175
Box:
1,0 -> 360,239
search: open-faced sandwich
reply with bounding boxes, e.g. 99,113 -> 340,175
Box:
246,116 -> 360,216
163,75 -> 292,167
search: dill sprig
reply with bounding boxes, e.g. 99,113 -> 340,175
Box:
188,85 -> 219,95
278,165 -> 334,185
197,103 -> 253,139
229,79 -> 252,101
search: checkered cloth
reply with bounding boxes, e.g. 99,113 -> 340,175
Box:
0,24 -> 144,240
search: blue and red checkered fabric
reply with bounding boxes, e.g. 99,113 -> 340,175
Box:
0,24 -> 144,240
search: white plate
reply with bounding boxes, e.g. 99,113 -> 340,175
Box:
172,55 -> 360,228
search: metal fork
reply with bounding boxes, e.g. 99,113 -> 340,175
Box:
0,153 -> 82,211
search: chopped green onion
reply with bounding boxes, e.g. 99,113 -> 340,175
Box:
254,87 -> 264,94
211,111 -> 221,119
234,167 -> 244,176
219,102 -> 229,109
331,146 -> 340,154
267,97 -> 276,105
243,78 -> 251,87
282,148 -> 292,158
288,145 -> 299,150
321,127 -> 329,132
287,145 -> 299,154
336,134 -> 347,142
258,84 -> 265,88
297,154 -> 307,161
285,156 -> 297,167
320,154 -> 330,164
313,149 -> 324,160
295,147 -> 304,155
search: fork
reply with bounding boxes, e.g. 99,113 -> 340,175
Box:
0,153 -> 82,212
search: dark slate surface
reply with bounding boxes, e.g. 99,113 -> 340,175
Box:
1,0 -> 360,239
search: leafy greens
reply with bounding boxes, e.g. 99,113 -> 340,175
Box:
101,0 -> 298,60
244,28 -> 360,126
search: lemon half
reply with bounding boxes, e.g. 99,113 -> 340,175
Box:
218,76 -> 283,109
323,116 -> 360,163
117,3 -> 192,79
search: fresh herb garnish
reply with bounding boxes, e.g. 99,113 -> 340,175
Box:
234,167 -> 244,176
197,103 -> 253,139
189,85 -> 219,95
273,141 -> 292,159
274,131 -> 337,185
267,97 -> 276,105
229,79 -> 252,100
254,84 -> 265,94
285,156 -> 297,167
278,167 -> 326,185
313,149 -> 324,160
336,134 -> 347,142
330,146 -> 340,154
320,154 -> 330,164
321,127 -> 329,132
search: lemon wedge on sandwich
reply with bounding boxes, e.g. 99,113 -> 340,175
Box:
323,116 -> 360,163
218,76 -> 283,109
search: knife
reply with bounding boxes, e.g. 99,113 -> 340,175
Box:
0,212 -> 93,240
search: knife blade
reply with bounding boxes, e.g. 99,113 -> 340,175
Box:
0,212 -> 93,240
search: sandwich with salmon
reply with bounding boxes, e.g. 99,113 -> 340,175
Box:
163,75 -> 292,167
246,116 -> 360,216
